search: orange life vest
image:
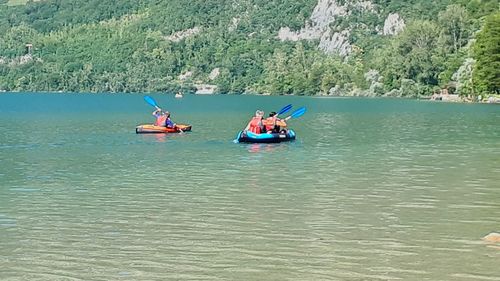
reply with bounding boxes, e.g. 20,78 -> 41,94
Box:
264,116 -> 277,131
248,117 -> 263,134
155,115 -> 168,126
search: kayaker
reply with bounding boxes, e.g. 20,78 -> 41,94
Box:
244,110 -> 265,134
164,112 -> 177,129
264,111 -> 280,133
152,109 -> 176,128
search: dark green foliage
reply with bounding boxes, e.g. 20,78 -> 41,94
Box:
0,0 -> 497,95
473,12 -> 500,94
11,0 -> 146,33
395,20 -> 441,85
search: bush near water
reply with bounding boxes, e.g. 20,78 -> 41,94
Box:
0,0 -> 498,96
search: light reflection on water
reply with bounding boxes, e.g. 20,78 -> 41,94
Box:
0,94 -> 499,280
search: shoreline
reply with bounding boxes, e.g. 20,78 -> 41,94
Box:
1,90 -> 499,104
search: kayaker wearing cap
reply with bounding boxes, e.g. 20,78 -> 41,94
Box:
244,110 -> 265,134
152,109 -> 176,128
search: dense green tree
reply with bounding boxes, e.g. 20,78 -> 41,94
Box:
473,12 -> 500,94
0,0 -> 496,95
262,49 -> 289,94
438,5 -> 470,54
377,20 -> 443,94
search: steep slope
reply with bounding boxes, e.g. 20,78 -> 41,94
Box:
0,0 -> 498,95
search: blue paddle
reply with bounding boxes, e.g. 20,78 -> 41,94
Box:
277,104 -> 292,116
264,104 -> 292,133
144,95 -> 160,110
285,107 -> 306,120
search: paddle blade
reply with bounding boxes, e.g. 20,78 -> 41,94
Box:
291,107 -> 306,118
233,131 -> 242,143
144,95 -> 159,108
277,104 -> 292,116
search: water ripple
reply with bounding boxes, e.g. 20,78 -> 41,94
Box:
1,95 -> 499,280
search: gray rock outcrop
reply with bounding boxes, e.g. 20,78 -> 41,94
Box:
277,0 -> 377,56
165,27 -> 201,42
383,13 -> 405,35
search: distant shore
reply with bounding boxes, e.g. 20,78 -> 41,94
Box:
422,93 -> 500,104
1,90 -> 499,104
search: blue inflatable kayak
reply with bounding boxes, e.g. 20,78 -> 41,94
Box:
235,130 -> 296,143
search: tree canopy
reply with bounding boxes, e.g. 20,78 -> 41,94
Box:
0,0 -> 498,95
473,12 -> 500,95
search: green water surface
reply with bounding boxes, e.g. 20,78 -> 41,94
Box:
1,93 -> 499,280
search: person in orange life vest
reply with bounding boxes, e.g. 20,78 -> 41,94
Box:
244,110 -> 265,134
152,109 -> 176,128
264,111 -> 280,133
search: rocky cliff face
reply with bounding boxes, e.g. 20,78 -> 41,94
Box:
277,0 -> 351,55
278,0 -> 403,56
277,1 -> 344,41
382,13 -> 405,35
164,27 -> 201,42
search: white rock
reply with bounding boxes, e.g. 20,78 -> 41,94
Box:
383,13 -> 405,35
8,54 -> 33,67
195,84 -> 217,95
164,27 -> 201,42
318,29 -> 351,56
209,68 -> 220,80
483,232 -> 500,243
309,0 -> 347,29
355,1 -> 375,11
278,0 -> 378,56
178,71 -> 193,81
277,0 -> 347,42
228,17 -> 239,32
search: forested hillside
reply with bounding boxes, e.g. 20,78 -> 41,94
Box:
0,0 -> 498,96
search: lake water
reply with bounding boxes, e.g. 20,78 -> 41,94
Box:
1,93 -> 499,280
